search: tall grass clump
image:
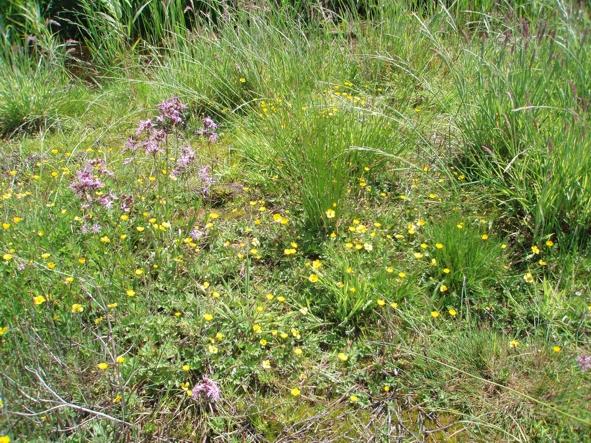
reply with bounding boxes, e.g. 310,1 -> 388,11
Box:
427,215 -> 507,301
237,99 -> 400,239
0,57 -> 73,137
145,8 -> 356,116
75,0 -> 192,71
450,7 -> 591,246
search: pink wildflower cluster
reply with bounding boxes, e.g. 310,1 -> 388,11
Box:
126,97 -> 188,155
191,376 -> 221,403
70,159 -> 115,209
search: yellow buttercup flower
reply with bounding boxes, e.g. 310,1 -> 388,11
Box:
71,304 -> 84,313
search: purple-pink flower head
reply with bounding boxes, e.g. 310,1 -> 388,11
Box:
172,146 -> 196,177
135,119 -> 153,137
197,116 -> 219,144
119,194 -> 134,213
189,227 -> 205,241
198,165 -> 215,195
157,97 -> 187,126
192,377 -> 220,403
98,192 -> 117,209
203,116 -> 217,130
578,355 -> 591,371
70,164 -> 104,199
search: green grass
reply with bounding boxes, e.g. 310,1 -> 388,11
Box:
1,1 -> 591,441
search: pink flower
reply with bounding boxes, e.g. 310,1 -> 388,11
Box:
191,377 -> 220,403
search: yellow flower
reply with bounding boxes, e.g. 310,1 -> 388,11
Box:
107,303 -> 117,309
47,262 -> 56,270
509,339 -> 520,349
431,311 -> 440,319
0,435 -> 11,443
0,326 -> 9,336
64,276 -> 74,284
435,243 -> 444,249
100,236 -> 110,243
293,347 -> 303,356
239,77 -> 246,83
116,356 -> 126,364
481,233 -> 489,240
349,394 -> 359,403
134,268 -> 144,276
337,352 -> 348,362
97,362 -> 109,370
531,245 -> 540,255
383,385 -> 391,392
203,313 -> 214,322
113,394 -> 122,404
308,274 -> 319,283
78,257 -> 86,265
312,259 -> 322,270
262,360 -> 271,369
439,284 -> 448,293
2,253 -> 13,261
182,364 -> 191,372
325,208 -> 336,219
523,272 -> 534,284
208,345 -> 218,354
448,307 -> 457,317
552,345 -> 561,353
398,272 -> 406,279
377,299 -> 386,307
390,302 -> 398,309
71,303 -> 84,313
33,295 -> 47,305
252,324 -> 262,333
545,239 -> 554,248
2,223 -> 10,231
259,338 -> 268,346
126,289 -> 136,297
290,387 -> 301,397
284,248 -> 297,255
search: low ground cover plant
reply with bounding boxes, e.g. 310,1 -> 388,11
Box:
1,1 -> 590,441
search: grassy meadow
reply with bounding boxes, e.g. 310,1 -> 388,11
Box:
1,0 -> 591,441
